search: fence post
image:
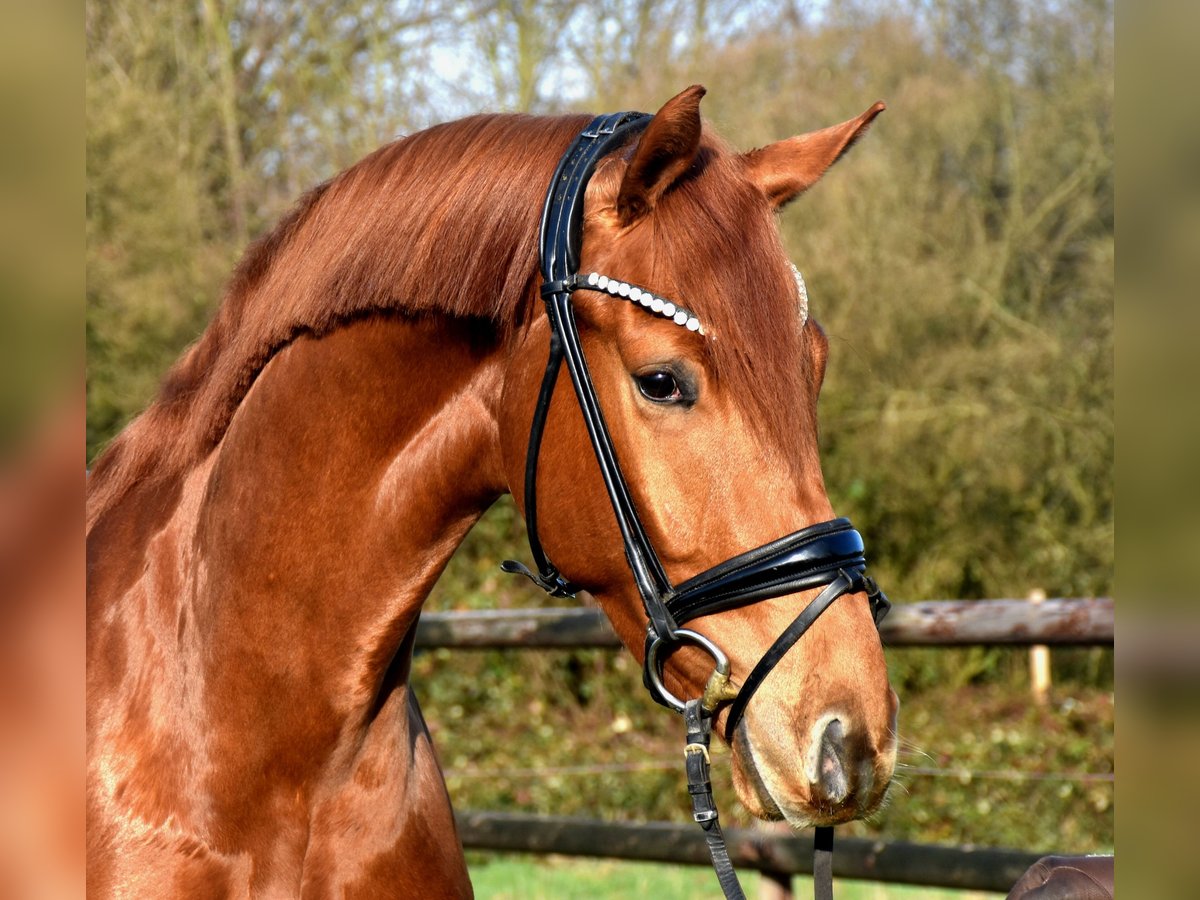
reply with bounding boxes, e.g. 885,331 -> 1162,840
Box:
1029,589 -> 1051,705
757,821 -> 794,900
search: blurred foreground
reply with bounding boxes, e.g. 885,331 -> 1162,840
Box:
1,1 -> 84,896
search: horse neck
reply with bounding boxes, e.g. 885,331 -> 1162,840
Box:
86,310 -> 504,883
94,310 -> 507,785
189,312 -> 507,714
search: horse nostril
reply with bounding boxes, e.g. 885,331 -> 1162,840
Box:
816,718 -> 849,803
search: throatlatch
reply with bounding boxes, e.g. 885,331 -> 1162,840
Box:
502,110 -> 892,900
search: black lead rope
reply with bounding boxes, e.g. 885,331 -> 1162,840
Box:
814,826 -> 835,900
683,701 -> 839,900
684,700 -> 747,900
503,110 -> 893,900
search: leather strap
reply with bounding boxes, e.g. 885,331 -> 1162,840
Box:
684,700 -> 747,900
504,111 -> 659,604
814,826 -> 835,900
723,568 -> 888,742
548,290 -> 678,638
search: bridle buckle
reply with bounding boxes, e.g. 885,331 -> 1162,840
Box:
700,666 -> 740,715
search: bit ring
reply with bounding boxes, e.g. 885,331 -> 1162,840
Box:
646,629 -> 738,714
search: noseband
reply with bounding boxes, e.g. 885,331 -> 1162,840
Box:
502,111 -> 891,900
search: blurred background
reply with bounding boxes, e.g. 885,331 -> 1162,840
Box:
0,0 -> 1139,895
80,0 -> 1116,896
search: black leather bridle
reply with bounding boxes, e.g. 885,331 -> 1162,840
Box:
501,111 -> 891,900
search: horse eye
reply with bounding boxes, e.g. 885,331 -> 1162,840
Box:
635,370 -> 682,403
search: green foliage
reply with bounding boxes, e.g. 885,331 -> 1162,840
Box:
86,3 -> 234,455
767,4 -> 1113,691
873,684 -> 1113,850
800,12 -> 1115,606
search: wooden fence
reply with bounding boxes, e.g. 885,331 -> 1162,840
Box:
454,813 -> 1046,893
415,597 -> 1114,650
421,597 -> 1113,892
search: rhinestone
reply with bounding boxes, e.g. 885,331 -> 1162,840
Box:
686,317 -> 701,332
650,298 -> 665,313
629,287 -> 643,301
587,272 -> 599,286
639,294 -> 652,307
597,275 -> 609,289
618,282 -> 630,296
607,281 -> 619,294
674,311 -> 689,325
792,263 -> 809,325
662,302 -> 676,317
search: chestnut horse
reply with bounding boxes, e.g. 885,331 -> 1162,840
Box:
86,86 -> 897,897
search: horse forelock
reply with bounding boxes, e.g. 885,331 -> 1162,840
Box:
663,147 -> 813,457
590,133 -> 815,464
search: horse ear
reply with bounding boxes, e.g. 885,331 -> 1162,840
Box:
616,85 -> 706,226
741,101 -> 886,209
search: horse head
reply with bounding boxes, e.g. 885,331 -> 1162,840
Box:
499,86 -> 897,828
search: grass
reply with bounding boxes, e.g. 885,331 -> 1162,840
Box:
468,855 -> 1003,899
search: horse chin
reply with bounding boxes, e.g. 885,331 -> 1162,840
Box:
729,734 -> 786,822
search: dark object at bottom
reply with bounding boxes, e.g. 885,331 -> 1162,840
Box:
1007,855 -> 1115,899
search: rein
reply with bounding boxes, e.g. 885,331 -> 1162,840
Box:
502,111 -> 891,900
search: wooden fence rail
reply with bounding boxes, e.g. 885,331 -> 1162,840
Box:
455,812 -> 1045,892
415,597 -> 1113,650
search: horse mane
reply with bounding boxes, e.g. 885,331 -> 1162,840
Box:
87,111 -> 811,531
86,114 -> 584,528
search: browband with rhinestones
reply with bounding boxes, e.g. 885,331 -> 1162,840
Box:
571,263 -> 810,334
574,272 -> 704,333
